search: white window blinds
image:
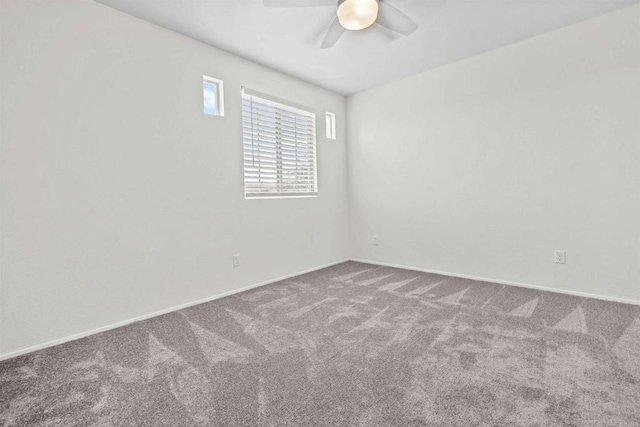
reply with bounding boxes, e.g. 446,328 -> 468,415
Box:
242,88 -> 318,198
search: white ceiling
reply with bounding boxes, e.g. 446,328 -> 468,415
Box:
94,0 -> 639,95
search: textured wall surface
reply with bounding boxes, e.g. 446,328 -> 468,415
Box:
347,5 -> 640,302
0,0 -> 348,357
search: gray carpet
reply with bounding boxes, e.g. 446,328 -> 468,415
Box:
2,261 -> 640,426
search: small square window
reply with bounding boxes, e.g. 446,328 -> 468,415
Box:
203,76 -> 224,116
325,112 -> 336,140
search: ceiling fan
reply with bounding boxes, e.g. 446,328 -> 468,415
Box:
263,0 -> 419,49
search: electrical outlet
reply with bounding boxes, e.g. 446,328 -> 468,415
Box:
555,250 -> 566,264
232,254 -> 240,267
373,236 -> 379,246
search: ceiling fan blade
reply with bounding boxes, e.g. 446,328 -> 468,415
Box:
376,1 -> 419,36
373,23 -> 402,43
264,0 -> 336,7
321,17 -> 346,49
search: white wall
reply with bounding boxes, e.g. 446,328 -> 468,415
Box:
2,1 -> 639,360
347,5 -> 640,302
0,0 -> 348,357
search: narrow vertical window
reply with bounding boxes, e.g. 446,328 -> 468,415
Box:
203,76 -> 224,116
325,112 -> 336,140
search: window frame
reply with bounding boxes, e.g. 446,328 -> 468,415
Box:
203,75 -> 224,117
325,112 -> 336,140
241,88 -> 318,199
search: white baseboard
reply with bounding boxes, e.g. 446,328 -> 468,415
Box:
0,258 -> 349,362
350,258 -> 640,307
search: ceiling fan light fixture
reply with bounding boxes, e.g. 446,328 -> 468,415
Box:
337,0 -> 379,31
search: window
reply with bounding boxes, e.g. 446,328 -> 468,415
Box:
326,112 -> 336,140
203,76 -> 224,116
242,88 -> 317,198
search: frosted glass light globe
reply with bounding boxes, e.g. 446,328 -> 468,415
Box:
337,0 -> 379,31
